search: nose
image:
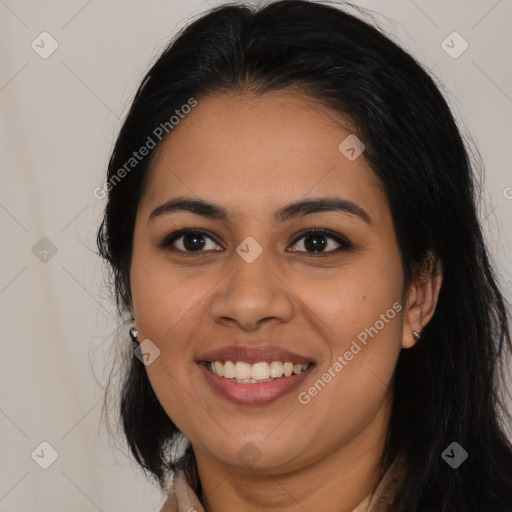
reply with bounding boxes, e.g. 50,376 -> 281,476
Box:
209,248 -> 294,331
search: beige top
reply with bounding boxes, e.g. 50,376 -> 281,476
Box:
158,453 -> 407,512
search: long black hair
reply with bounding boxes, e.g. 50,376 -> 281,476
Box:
96,1 -> 512,510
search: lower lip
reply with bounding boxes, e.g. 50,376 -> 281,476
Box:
198,363 -> 314,405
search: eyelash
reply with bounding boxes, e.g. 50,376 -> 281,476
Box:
159,227 -> 352,256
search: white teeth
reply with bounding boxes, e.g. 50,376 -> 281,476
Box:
269,361 -> 283,378
283,362 -> 294,377
293,363 -> 303,374
251,362 -> 270,380
234,361 -> 251,380
223,361 -> 236,379
208,360 -> 310,382
214,361 -> 224,377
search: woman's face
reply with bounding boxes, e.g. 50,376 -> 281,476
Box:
130,91 -> 411,473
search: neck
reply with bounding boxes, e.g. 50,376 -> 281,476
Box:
194,391 -> 393,512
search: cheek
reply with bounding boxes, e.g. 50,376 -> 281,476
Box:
133,282 -> 206,436
295,310 -> 402,450
297,252 -> 403,343
294,253 -> 403,415
130,246 -> 203,341
129,251 -> 202,414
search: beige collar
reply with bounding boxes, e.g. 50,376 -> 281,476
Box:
159,452 -> 407,512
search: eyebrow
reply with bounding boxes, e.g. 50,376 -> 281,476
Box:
149,196 -> 372,225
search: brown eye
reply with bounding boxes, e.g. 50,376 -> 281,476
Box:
288,228 -> 351,254
161,229 -> 223,253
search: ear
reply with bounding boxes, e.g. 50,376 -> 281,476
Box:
401,252 -> 443,349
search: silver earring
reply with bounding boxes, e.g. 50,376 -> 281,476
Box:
129,327 -> 138,342
413,330 -> 421,340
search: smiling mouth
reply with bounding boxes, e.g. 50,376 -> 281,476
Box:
204,360 -> 312,383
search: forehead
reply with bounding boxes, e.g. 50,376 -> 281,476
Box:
140,91 -> 387,223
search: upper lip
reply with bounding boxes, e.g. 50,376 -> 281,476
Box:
196,345 -> 313,365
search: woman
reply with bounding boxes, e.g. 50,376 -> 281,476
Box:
96,1 -> 512,510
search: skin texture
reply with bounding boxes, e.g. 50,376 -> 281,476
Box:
129,91 -> 442,512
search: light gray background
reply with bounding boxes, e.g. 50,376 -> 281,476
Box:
1,0 -> 511,510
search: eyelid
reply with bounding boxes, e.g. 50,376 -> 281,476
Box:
159,228 -> 221,250
288,227 -> 352,252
